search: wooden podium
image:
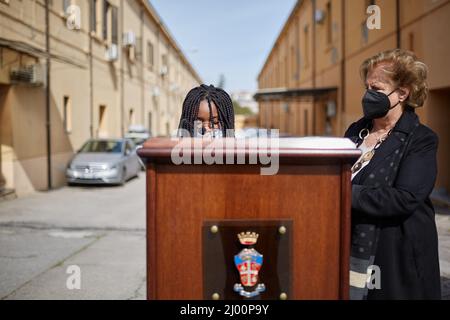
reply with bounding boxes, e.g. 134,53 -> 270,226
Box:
138,137 -> 360,300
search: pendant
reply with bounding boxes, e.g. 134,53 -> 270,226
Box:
352,149 -> 375,174
351,162 -> 362,173
362,149 -> 374,162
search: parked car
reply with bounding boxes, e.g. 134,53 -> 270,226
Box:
124,125 -> 151,147
66,138 -> 141,185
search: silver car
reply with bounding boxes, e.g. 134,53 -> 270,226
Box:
66,138 -> 142,185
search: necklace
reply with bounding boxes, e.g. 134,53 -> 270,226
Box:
351,128 -> 392,174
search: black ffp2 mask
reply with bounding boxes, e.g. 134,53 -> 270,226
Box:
362,89 -> 400,119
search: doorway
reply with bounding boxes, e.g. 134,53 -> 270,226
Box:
0,85 -> 9,193
427,88 -> 450,196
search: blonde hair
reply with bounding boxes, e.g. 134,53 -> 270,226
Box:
360,49 -> 428,108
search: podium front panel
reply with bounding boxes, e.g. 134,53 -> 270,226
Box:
147,163 -> 347,300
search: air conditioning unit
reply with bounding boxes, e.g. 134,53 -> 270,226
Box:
315,9 -> 326,24
152,86 -> 160,97
10,64 -> 45,86
105,44 -> 119,62
160,65 -> 168,76
169,83 -> 178,92
123,31 -> 136,47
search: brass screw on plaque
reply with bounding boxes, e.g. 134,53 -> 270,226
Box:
278,226 -> 287,235
279,292 -> 288,300
212,293 -> 220,300
210,225 -> 219,234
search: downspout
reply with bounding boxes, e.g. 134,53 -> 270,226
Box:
312,0 -> 317,135
340,0 -> 346,134
120,0 -> 125,136
140,7 -> 145,127
89,33 -> 94,138
45,0 -> 52,190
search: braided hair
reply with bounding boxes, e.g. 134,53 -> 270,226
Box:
177,84 -> 235,137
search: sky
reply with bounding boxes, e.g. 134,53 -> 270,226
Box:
149,0 -> 297,93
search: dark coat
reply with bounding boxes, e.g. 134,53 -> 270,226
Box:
345,109 -> 441,300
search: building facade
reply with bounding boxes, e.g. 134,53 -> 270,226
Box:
0,0 -> 201,197
256,0 -> 450,194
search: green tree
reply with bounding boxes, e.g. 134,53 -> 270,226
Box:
232,100 -> 254,115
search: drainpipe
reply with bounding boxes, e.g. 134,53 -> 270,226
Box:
140,7 -> 145,127
89,33 -> 94,138
312,0 -> 317,135
340,0 -> 346,134
120,0 -> 125,136
45,0 -> 52,190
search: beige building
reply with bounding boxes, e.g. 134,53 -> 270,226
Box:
0,0 -> 201,197
256,0 -> 450,194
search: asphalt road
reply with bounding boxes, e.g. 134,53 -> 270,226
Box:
0,174 -> 146,300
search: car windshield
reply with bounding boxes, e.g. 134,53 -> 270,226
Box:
80,140 -> 123,153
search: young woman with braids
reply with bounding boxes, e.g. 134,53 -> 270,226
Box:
177,84 -> 235,137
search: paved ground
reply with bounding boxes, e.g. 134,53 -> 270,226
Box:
435,205 -> 450,300
0,174 -> 146,300
0,172 -> 449,299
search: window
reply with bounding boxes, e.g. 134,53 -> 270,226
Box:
304,109 -> 309,136
326,1 -> 332,45
284,104 -> 290,133
80,140 -> 122,153
290,46 -> 295,80
111,6 -> 118,44
361,21 -> 369,44
284,55 -> 288,85
409,32 -> 415,51
125,141 -> 133,155
366,0 -> 376,9
161,54 -> 169,77
166,122 -> 170,136
148,111 -> 152,134
103,0 -> 110,40
362,0 -> 375,44
304,24 -> 309,68
90,0 -> 98,33
98,105 -> 107,137
147,41 -> 154,68
63,96 -> 72,133
128,109 -> 135,127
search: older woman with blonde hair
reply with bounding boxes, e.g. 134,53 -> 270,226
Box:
345,49 -> 441,299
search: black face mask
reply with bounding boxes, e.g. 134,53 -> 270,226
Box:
362,89 -> 400,119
